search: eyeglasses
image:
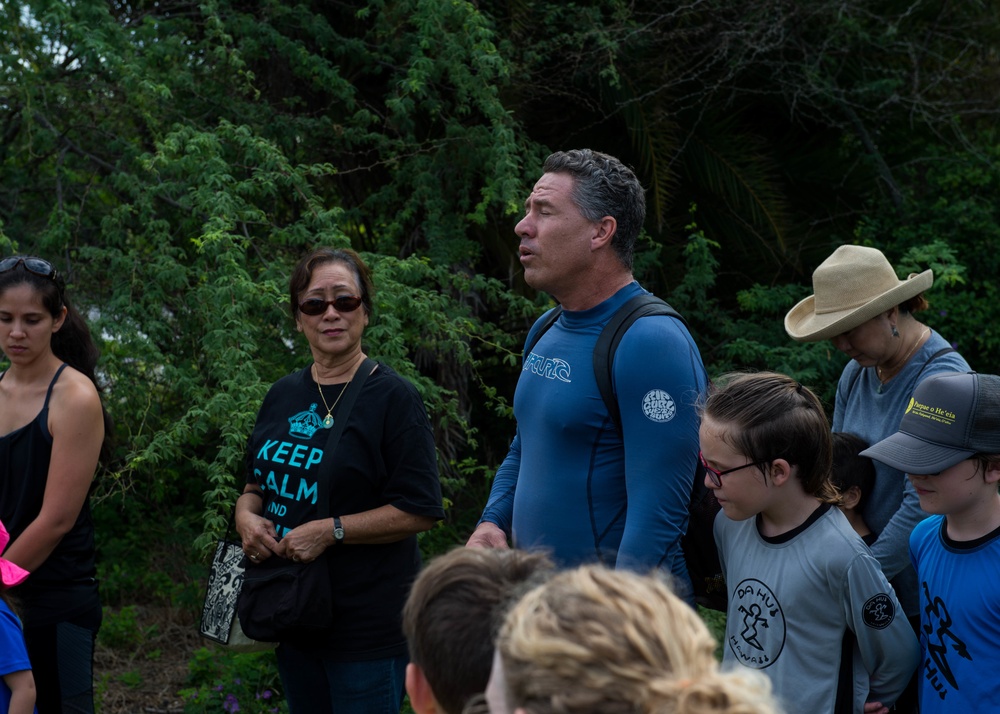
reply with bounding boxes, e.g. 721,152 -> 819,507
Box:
298,295 -> 364,316
699,450 -> 772,488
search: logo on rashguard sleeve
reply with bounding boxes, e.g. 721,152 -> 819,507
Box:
642,390 -> 676,422
862,594 -> 895,630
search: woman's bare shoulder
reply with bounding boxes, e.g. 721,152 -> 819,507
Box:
50,366 -> 102,412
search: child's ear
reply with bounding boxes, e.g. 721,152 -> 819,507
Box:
982,460 -> 1000,486
840,485 -> 862,510
405,663 -> 439,714
768,458 -> 794,486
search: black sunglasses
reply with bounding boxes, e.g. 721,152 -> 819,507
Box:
0,256 -> 58,279
0,256 -> 64,292
298,295 -> 364,316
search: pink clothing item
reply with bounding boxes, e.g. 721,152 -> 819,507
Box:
0,519 -> 29,587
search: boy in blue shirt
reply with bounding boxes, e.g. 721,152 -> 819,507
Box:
862,372 -> 1000,713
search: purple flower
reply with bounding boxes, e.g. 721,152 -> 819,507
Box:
223,693 -> 240,713
939,309 -> 948,316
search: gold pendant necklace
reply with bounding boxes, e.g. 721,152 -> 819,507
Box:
315,369 -> 350,429
876,327 -> 930,385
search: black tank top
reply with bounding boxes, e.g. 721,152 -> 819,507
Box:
0,364 -> 97,585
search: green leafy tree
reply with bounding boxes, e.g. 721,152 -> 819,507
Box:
2,0 -> 999,588
0,0 -> 538,562
482,0 -> 1000,292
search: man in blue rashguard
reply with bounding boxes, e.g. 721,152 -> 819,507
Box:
466,149 -> 708,597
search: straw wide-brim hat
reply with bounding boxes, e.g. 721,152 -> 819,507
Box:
784,245 -> 933,342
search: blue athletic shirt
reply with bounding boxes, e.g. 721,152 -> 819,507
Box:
480,282 -> 707,591
909,516 -> 1000,712
0,599 -> 36,714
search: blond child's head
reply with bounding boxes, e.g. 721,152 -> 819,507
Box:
489,565 -> 782,714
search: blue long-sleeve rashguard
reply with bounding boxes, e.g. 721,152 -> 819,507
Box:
480,282 -> 707,591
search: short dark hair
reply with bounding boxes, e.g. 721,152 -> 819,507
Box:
542,149 -> 645,271
288,247 -> 374,319
402,547 -> 553,714
831,432 -> 876,510
973,453 -> 1000,481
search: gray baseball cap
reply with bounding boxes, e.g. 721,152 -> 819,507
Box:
861,372 -> 1000,474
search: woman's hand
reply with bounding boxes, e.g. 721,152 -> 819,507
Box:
235,492 -> 279,564
273,519 -> 330,563
238,512 -> 279,564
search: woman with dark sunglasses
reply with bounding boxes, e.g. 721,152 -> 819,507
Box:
234,247 -> 444,714
0,256 -> 110,714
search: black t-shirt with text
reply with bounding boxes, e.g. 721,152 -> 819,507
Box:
246,363 -> 443,659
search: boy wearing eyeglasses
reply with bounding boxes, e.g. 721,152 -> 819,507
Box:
861,372 -> 1000,714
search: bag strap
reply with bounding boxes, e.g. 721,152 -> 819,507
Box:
218,507 -> 241,560
848,344 -> 957,396
315,357 -> 377,519
914,347 -> 956,380
594,294 -> 688,437
523,306 -> 563,357
521,295 -> 691,437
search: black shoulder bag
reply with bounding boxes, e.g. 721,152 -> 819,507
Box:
237,359 -> 376,643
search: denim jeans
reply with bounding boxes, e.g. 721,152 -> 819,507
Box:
276,643 -> 407,714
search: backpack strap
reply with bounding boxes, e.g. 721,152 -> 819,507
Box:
594,294 -> 688,436
521,294 -> 692,436
521,294 -> 719,606
523,306 -> 563,358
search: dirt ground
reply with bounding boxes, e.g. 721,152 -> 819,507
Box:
95,606 -> 203,714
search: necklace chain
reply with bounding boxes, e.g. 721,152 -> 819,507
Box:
877,327 -> 930,384
315,368 -> 350,429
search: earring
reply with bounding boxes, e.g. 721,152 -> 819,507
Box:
891,325 -> 899,338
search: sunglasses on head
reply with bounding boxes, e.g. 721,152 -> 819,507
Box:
298,295 -> 364,316
0,256 -> 58,280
